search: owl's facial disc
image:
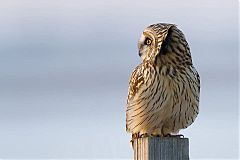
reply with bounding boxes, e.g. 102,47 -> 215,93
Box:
138,34 -> 153,60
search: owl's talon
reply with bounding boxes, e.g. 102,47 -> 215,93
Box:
179,134 -> 184,138
140,133 -> 149,138
151,134 -> 162,137
165,134 -> 184,138
130,139 -> 134,148
132,133 -> 139,139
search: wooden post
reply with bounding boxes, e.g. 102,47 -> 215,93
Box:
133,136 -> 189,160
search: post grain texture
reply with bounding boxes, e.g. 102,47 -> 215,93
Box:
133,137 -> 189,160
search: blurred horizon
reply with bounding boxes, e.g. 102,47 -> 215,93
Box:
0,0 -> 238,159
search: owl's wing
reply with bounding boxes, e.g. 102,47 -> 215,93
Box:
126,63 -> 172,133
126,64 -> 145,132
126,62 -> 165,133
127,64 -> 145,104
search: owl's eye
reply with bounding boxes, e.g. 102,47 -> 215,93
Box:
144,38 -> 152,45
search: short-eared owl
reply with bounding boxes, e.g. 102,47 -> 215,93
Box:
126,23 -> 200,138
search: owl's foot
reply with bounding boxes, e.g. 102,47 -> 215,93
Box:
165,134 -> 184,138
132,133 -> 139,139
132,133 -> 150,139
130,133 -> 138,148
130,133 -> 149,148
140,133 -> 149,138
130,133 -> 139,145
150,134 -> 163,137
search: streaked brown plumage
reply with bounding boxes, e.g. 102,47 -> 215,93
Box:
126,23 -> 200,138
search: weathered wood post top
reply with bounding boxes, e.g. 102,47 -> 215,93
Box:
133,136 -> 189,160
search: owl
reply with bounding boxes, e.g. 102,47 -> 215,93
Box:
126,23 -> 200,139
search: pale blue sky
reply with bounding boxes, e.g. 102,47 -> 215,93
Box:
0,0 -> 238,159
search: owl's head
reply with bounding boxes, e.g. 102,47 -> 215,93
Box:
138,23 -> 192,67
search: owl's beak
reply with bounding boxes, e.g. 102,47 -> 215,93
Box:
138,51 -> 142,57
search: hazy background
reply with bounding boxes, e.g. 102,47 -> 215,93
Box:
0,0 -> 238,159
